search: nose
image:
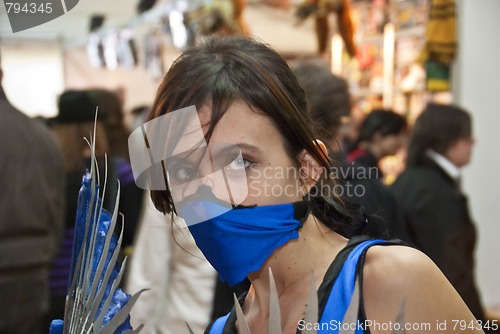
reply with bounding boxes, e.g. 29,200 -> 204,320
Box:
177,174 -> 216,199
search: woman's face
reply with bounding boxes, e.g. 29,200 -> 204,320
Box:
376,132 -> 407,157
445,136 -> 475,168
168,100 -> 307,208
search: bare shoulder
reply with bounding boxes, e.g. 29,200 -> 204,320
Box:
363,244 -> 444,289
361,245 -> 446,306
361,245 -> 484,334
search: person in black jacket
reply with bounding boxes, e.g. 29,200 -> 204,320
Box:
293,59 -> 403,238
391,103 -> 488,325
0,62 -> 65,333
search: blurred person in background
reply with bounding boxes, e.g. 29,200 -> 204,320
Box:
87,88 -> 129,158
125,198 -> 218,334
130,105 -> 151,132
347,109 -> 408,180
292,59 -> 352,157
390,103 -> 495,331
0,61 -> 65,333
87,88 -> 143,250
293,59 -> 403,238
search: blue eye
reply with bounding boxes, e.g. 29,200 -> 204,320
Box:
226,157 -> 252,171
174,166 -> 195,181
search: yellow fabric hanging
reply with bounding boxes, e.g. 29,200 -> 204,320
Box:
419,0 -> 457,65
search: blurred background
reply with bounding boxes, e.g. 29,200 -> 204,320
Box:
1,0 -> 499,312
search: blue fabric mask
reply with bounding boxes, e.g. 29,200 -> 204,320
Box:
179,199 -> 309,286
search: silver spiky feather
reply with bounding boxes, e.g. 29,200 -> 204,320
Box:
50,120 -> 143,334
214,268 -> 407,334
229,268 -> 319,334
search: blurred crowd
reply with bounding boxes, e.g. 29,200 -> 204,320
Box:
0,53 -> 496,334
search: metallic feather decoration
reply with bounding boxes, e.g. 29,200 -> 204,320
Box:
228,268 -> 318,334
50,123 -> 143,334
268,267 -> 282,334
224,269 -> 406,334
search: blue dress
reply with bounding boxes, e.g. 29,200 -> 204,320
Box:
207,236 -> 400,334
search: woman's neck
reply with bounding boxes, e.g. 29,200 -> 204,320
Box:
243,215 -> 348,330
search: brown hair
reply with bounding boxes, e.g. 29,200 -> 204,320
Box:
51,121 -> 108,173
87,88 -> 130,159
292,59 -> 352,145
407,103 -> 472,166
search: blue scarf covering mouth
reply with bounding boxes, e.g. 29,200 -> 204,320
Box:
179,198 -> 309,286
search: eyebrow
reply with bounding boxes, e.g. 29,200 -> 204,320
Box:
213,143 -> 263,157
209,142 -> 263,164
232,143 -> 263,153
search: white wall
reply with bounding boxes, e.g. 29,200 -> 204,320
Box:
454,0 -> 500,307
244,4 -> 317,54
1,42 -> 64,117
62,46 -> 173,123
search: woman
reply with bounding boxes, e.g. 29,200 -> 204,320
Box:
87,88 -> 143,249
347,109 -> 407,180
391,104 -> 487,327
137,37 -> 483,333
